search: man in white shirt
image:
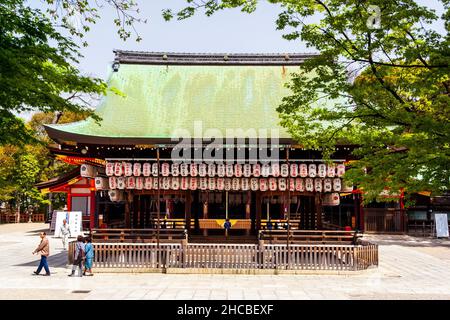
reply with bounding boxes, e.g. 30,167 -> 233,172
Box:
60,219 -> 71,250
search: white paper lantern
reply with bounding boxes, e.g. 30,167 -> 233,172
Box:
324,178 -> 333,192
152,163 -> 159,176
180,163 -> 189,177
126,176 -> 135,189
135,177 -> 144,190
253,164 -> 261,177
333,178 -> 342,191
144,177 -> 153,190
108,177 -> 117,189
207,164 -> 216,177
117,177 -> 126,189
314,178 -> 323,192
295,178 -> 304,192
217,164 -> 225,177
216,178 -> 225,191
289,178 -> 295,191
243,164 -> 252,177
269,178 -> 277,191
198,163 -> 207,177
94,177 -> 108,190
190,163 -> 198,177
290,164 -> 298,177
248,178 -> 257,191
161,163 -> 170,177
171,163 -> 180,176
208,177 -> 216,190
337,164 -> 346,177
142,163 -> 151,177
241,178 -> 249,191
318,164 -> 327,178
323,193 -> 340,206
299,164 -> 308,177
327,164 -> 336,177
234,164 -> 243,177
199,177 -> 208,190
232,178 -> 240,191
106,162 -> 114,176
259,178 -> 268,191
278,178 -> 287,191
280,164 -> 289,177
224,178 -> 232,191
172,177 -> 180,190
114,162 -> 123,176
308,164 -> 317,178
189,177 -> 197,190
180,177 -> 189,190
271,163 -> 280,177
261,164 -> 270,177
123,162 -> 132,177
305,178 -> 314,192
152,177 -> 159,189
162,177 -> 170,190
133,163 -> 142,176
226,164 -> 234,177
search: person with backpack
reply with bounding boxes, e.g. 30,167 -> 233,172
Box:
83,237 -> 94,276
69,235 -> 85,277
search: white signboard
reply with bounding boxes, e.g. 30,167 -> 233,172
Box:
435,213 -> 449,238
54,211 -> 82,238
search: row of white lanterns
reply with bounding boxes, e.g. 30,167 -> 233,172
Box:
101,176 -> 346,192
106,162 -> 346,178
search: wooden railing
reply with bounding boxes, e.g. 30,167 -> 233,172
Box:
322,222 -> 346,230
259,230 -> 362,244
68,240 -> 378,271
260,219 -> 301,230
407,220 -> 435,237
90,228 -> 187,243
364,208 -> 407,233
0,213 -> 45,223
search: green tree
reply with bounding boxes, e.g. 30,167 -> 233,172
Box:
0,0 -> 107,145
164,0 -> 450,203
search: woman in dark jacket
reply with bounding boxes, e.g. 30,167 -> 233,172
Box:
69,235 -> 85,277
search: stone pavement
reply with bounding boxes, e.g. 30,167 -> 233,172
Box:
0,223 -> 449,300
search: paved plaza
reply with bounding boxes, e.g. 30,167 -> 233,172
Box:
0,223 -> 449,300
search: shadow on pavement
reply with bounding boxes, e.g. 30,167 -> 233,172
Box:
14,251 -> 68,268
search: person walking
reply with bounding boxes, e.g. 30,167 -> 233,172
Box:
69,235 -> 85,277
60,219 -> 71,250
224,218 -> 232,238
83,237 -> 94,276
32,232 -> 50,276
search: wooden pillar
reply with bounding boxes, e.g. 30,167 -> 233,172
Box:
185,191 -> 191,231
256,191 -> 262,232
89,189 -> 95,230
202,199 -> 208,236
124,192 -> 131,228
67,191 -> 72,211
245,191 -> 251,236
315,193 -> 322,230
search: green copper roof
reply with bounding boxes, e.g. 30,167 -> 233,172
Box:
46,63 -> 301,143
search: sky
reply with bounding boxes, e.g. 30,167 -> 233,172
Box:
67,0 -> 307,80
23,0 -> 445,121
32,0 -> 445,80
